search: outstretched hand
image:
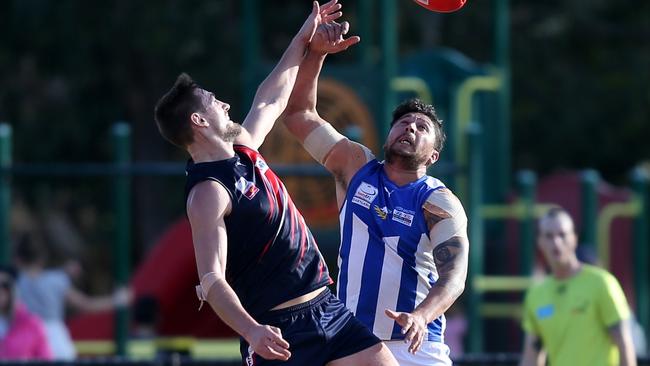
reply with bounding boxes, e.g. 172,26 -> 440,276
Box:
310,21 -> 361,55
295,0 -> 344,45
385,309 -> 427,354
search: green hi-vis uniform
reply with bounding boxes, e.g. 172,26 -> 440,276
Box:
522,264 -> 631,366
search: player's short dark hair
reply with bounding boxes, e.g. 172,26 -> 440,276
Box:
538,206 -> 575,232
154,73 -> 205,148
390,98 -> 446,152
543,206 -> 571,220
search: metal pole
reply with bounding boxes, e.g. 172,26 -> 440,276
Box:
466,123 -> 484,353
493,0 -> 511,203
358,0 -> 373,66
379,0 -> 397,149
242,0 -> 260,108
580,169 -> 599,249
112,122 -> 131,356
631,167 -> 649,335
0,123 -> 11,265
452,76 -> 502,202
517,170 -> 536,276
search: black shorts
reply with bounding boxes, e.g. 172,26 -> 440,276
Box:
240,288 -> 381,365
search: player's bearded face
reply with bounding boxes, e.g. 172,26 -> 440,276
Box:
383,113 -> 438,169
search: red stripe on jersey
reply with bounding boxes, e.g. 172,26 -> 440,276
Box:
239,147 -> 277,221
258,238 -> 273,262
261,177 -> 275,222
293,201 -> 308,266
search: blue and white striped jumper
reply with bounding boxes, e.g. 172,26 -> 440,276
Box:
337,159 -> 447,342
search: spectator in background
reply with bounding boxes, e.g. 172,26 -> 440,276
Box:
575,245 -> 647,358
519,207 -> 637,366
0,265 -> 52,360
13,234 -> 132,360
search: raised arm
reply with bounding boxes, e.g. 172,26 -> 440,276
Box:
385,188 -> 469,354
283,21 -> 368,197
237,0 -> 343,149
187,181 -> 291,361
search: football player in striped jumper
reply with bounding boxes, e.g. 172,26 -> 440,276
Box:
153,2 -> 397,365
283,21 -> 469,366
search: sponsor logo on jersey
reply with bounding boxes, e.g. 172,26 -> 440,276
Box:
392,207 -> 415,227
374,205 -> 389,220
571,300 -> 589,314
352,182 -> 378,209
536,304 -> 554,319
255,157 -> 269,174
236,177 -> 260,200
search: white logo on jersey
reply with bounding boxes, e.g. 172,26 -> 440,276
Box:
392,207 -> 415,227
235,177 -> 260,200
417,0 -> 429,4
255,157 -> 269,174
352,182 -> 378,209
384,186 -> 395,197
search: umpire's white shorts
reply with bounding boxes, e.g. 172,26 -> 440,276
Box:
385,340 -> 452,366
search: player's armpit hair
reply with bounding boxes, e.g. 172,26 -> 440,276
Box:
195,271 -> 220,310
303,123 -> 346,164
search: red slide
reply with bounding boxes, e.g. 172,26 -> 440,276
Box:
68,218 -> 236,339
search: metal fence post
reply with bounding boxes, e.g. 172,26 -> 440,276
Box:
517,170 -> 536,276
581,169 -> 599,249
112,122 -> 131,356
0,123 -> 11,265
466,122 -> 484,353
380,0 -> 397,147
632,167 -> 649,335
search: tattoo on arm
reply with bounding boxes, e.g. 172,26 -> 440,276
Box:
432,237 -> 467,296
433,237 -> 463,270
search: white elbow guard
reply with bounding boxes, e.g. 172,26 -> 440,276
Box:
195,272 -> 219,310
303,124 -> 346,164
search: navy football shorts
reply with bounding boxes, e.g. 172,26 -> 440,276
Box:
240,288 -> 381,365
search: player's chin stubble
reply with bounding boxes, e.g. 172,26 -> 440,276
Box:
384,143 -> 427,170
221,124 -> 242,142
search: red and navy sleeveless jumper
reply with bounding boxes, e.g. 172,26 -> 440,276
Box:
185,145 -> 332,318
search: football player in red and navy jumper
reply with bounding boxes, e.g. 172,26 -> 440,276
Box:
153,2 -> 397,365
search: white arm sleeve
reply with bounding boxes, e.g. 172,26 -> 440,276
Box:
303,123 -> 346,164
423,188 -> 468,247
